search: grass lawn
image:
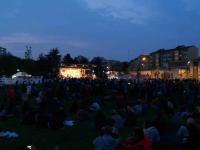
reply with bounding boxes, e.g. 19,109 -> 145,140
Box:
0,97 -> 137,150
0,118 -> 99,150
0,86 -> 172,150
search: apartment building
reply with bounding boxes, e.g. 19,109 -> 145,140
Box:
150,46 -> 198,70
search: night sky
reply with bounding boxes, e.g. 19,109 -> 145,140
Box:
0,0 -> 200,61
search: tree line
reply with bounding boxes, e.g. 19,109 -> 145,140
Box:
0,46 -> 130,77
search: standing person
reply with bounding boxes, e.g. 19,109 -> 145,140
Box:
7,86 -> 17,115
115,90 -> 125,109
26,84 -> 32,95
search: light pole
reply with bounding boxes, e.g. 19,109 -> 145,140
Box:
187,61 -> 191,79
136,56 -> 146,79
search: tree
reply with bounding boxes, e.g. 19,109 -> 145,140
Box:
22,59 -> 38,75
74,55 -> 89,64
24,46 -> 32,60
110,62 -> 123,72
0,54 -> 22,75
62,53 -> 74,65
90,57 -> 106,78
46,48 -> 61,77
121,62 -> 130,73
90,57 -> 105,66
36,53 -> 50,76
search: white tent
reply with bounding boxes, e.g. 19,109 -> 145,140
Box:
12,72 -> 32,79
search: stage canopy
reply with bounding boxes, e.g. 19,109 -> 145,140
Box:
12,72 -> 32,79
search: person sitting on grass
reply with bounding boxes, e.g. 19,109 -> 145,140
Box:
111,110 -> 125,130
93,126 -> 118,150
115,90 -> 126,109
155,121 -> 181,150
0,104 -> 6,120
144,120 -> 160,145
177,117 -> 200,150
120,127 -> 152,150
104,118 -> 119,138
94,111 -> 107,130
6,86 -> 17,115
90,101 -> 101,112
123,105 -> 136,127
76,108 -> 89,122
50,105 -> 66,130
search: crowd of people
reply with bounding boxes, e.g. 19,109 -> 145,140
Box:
0,78 -> 200,150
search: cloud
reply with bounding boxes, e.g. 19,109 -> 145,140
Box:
0,33 -> 90,49
80,0 -> 158,24
0,33 -> 52,44
65,40 -> 89,48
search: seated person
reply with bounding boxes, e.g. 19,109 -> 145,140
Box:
94,111 -> 107,130
144,120 -> 160,145
111,110 -> 125,129
0,105 -> 7,120
90,102 -> 101,112
93,126 -> 118,150
177,117 -> 200,150
120,127 -> 152,150
77,109 -> 89,122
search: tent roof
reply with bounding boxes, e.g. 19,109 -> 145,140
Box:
12,72 -> 32,78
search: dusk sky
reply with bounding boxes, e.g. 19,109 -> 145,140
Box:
0,0 -> 200,61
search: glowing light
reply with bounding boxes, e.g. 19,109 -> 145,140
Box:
59,66 -> 96,79
60,68 -> 83,78
142,57 -> 147,61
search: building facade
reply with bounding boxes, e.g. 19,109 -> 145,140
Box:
130,46 -> 199,79
130,55 -> 150,71
189,57 -> 200,80
150,46 -> 198,70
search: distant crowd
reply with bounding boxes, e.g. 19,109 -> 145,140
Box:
0,78 -> 200,150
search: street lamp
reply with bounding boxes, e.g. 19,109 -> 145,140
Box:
187,61 -> 191,78
141,56 -> 147,69
136,56 -> 147,79
142,57 -> 147,62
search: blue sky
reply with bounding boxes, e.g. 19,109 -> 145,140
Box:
0,0 -> 200,61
